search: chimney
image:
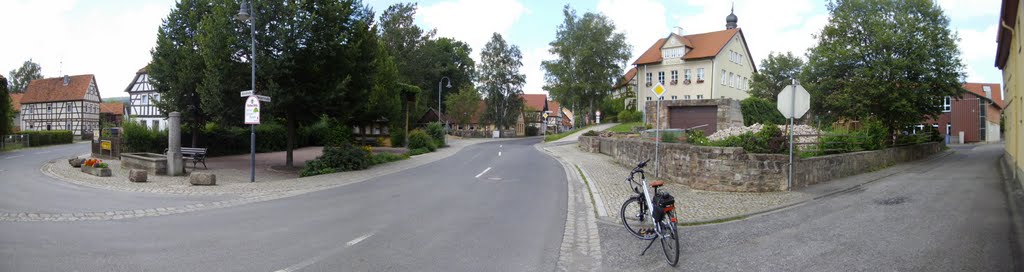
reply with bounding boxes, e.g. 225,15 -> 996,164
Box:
675,26 -> 684,36
62,75 -> 70,86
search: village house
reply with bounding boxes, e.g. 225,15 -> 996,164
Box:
124,66 -> 166,131
19,74 -> 101,136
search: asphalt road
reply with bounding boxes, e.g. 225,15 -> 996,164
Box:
0,142 -> 224,213
599,144 -> 1014,271
0,138 -> 567,271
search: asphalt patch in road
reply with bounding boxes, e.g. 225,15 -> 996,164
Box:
875,196 -> 909,206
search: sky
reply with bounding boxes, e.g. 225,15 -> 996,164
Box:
0,0 -> 1004,100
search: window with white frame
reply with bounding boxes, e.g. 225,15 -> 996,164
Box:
738,54 -> 743,65
671,95 -> 678,100
684,69 -> 691,81
721,70 -> 727,85
670,70 -> 678,83
697,68 -> 705,81
697,95 -> 703,99
142,95 -> 149,105
658,71 -> 665,85
646,72 -> 652,85
729,72 -> 734,87
684,95 -> 691,100
647,97 -> 652,101
983,86 -> 992,98
942,96 -> 951,112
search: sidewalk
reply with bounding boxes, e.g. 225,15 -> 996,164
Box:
543,135 -> 957,225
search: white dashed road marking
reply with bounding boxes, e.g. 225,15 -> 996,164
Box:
275,231 -> 375,272
475,167 -> 492,178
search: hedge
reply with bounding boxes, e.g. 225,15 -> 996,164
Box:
19,130 -> 74,147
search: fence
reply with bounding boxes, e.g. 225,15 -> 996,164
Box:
1,134 -> 29,150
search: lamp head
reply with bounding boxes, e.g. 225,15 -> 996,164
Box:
235,1 -> 251,22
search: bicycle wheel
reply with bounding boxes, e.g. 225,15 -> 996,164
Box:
660,210 -> 680,266
620,196 -> 656,240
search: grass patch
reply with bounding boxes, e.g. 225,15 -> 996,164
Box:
544,125 -> 595,142
604,122 -> 643,133
0,143 -> 25,152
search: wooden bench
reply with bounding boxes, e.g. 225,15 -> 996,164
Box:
165,147 -> 208,169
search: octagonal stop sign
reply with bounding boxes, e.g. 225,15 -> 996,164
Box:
777,85 -> 810,119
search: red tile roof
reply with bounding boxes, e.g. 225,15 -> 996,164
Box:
614,67 -> 638,88
20,74 -> 96,104
101,102 -> 124,115
9,93 -> 23,112
633,28 -> 750,66
547,100 -> 561,116
963,83 -> 1004,109
522,94 -> 547,112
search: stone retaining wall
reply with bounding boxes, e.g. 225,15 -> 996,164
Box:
579,136 -> 942,192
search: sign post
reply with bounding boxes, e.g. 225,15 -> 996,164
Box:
650,83 -> 666,177
776,80 -> 810,190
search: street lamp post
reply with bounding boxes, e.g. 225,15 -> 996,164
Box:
438,77 -> 452,142
237,1 -> 256,182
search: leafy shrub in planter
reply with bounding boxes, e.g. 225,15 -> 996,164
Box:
299,143 -> 370,177
408,129 -> 436,151
426,122 -> 445,147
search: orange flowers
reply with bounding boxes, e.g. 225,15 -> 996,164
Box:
83,159 -> 102,167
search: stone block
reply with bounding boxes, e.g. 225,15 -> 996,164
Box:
129,169 -> 148,183
190,172 -> 216,186
93,168 -> 112,177
69,158 -> 84,168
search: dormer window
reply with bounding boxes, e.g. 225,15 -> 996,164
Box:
662,47 -> 685,59
983,86 -> 992,98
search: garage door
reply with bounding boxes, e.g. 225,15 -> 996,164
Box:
668,106 -> 717,135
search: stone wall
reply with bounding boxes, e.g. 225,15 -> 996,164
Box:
578,136 -> 942,192
643,98 -> 744,131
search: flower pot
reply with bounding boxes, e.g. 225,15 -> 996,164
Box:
81,165 -> 93,173
91,167 -> 112,177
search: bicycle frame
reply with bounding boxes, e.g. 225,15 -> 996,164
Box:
627,169 -> 665,238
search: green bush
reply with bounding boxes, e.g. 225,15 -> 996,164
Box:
740,97 -> 786,126
390,126 -> 406,147
685,129 -> 708,145
582,130 -> 599,136
20,130 -> 74,147
408,129 -> 436,152
369,152 -> 408,165
525,126 -> 539,136
617,110 -> 643,123
122,120 -> 167,153
701,125 -> 785,153
299,143 -> 370,177
407,147 -> 431,156
855,118 -> 888,151
660,131 -> 682,143
426,122 -> 445,147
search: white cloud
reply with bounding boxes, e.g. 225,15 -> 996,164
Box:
521,46 -> 554,94
936,0 -> 1000,21
597,0 -> 668,70
958,25 -> 999,82
0,0 -> 173,99
418,0 -> 527,60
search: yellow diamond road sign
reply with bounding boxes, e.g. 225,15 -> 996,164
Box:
650,83 -> 666,98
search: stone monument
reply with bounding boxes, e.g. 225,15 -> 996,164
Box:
167,112 -> 184,176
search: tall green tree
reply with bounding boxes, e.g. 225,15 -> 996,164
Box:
7,59 -> 43,93
749,51 -> 805,100
149,0 -> 212,147
803,0 -> 965,136
195,0 -> 247,126
255,0 -> 379,167
542,5 -> 631,124
445,85 -> 481,128
0,75 -> 11,138
478,33 -> 525,132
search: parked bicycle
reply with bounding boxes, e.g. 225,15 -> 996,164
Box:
620,159 -> 679,266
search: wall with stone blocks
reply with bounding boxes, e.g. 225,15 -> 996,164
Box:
578,136 -> 942,192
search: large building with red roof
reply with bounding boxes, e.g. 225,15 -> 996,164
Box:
19,75 -> 101,136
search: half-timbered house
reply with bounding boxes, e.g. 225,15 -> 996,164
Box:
20,74 -> 101,136
124,67 -> 165,130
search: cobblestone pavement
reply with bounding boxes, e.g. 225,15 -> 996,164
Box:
543,143 -> 810,224
5,137 -> 509,222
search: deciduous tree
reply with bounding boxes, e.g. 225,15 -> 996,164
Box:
478,33 -> 525,133
749,51 -> 804,100
445,86 -> 481,128
6,59 -> 43,93
542,5 -> 631,124
803,0 -> 965,136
